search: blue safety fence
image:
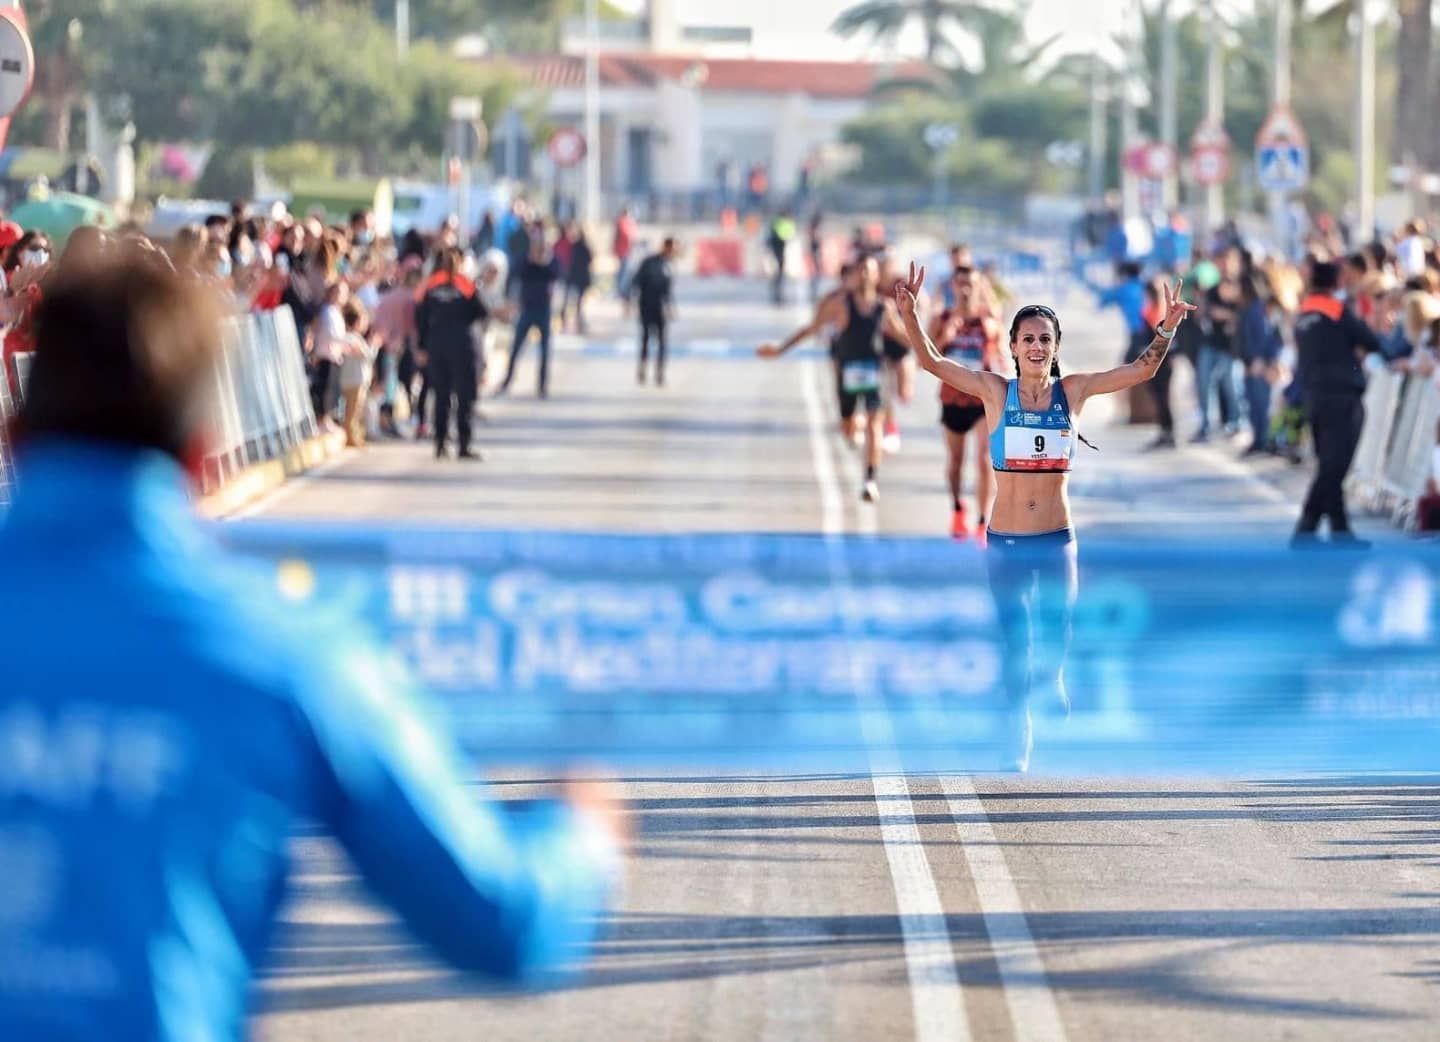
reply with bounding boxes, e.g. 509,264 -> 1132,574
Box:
223,524 -> 1440,776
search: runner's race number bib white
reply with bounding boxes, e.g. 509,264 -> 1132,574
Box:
841,362 -> 880,393
1003,426 -> 1071,470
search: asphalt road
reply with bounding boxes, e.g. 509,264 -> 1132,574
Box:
250,274 -> 1437,1042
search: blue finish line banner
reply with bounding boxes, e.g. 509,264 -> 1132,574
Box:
223,524 -> 1440,775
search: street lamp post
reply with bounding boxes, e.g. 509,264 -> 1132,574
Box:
923,122 -> 959,211
1354,0 -> 1376,242
1160,0 -> 1178,210
583,0 -> 600,226
1088,55 -> 1108,203
1203,2 -> 1226,244
1119,0 -> 1142,224
1270,0 -> 1293,254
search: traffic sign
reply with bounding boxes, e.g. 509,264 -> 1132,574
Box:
923,122 -> 959,152
1141,142 -> 1177,181
1190,121 -> 1230,151
1123,141 -> 1176,182
1255,106 -> 1309,194
1191,146 -> 1230,187
1189,121 -> 1231,187
0,11 -> 34,120
547,127 -> 587,168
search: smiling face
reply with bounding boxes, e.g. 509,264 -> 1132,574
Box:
1010,313 -> 1060,378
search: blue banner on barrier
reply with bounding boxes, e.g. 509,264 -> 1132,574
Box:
222,523 -> 1440,775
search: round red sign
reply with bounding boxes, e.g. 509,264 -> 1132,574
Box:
547,128 -> 587,169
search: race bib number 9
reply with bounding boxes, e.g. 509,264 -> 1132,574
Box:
1004,426 -> 1070,470
842,362 -> 880,393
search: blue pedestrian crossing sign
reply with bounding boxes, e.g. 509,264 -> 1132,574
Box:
1255,106 -> 1309,194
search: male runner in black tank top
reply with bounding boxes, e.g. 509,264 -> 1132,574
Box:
758,256 -> 909,502
834,257 -> 910,501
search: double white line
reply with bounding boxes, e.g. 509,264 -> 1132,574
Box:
799,360 -> 1068,1042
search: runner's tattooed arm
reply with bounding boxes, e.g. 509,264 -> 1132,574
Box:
894,262 -> 1003,403
1066,279 -> 1196,404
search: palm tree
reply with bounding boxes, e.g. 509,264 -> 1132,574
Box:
867,3 -> 1058,99
831,0 -> 995,65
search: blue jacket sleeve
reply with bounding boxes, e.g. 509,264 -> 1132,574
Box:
292,640 -> 617,985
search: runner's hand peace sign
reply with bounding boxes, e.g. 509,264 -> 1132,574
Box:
894,262 -> 925,319
1160,278 -> 1197,333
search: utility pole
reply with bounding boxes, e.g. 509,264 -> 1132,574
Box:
583,0 -> 601,226
1204,5 -> 1226,245
1160,0 -> 1179,210
1119,0 -> 1142,224
1088,55 -> 1108,203
1270,0 -> 1293,256
1354,0 -> 1376,243
395,0 -> 409,61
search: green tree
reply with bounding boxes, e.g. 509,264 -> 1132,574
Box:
210,0 -> 412,155
23,0 -> 113,149
196,146 -> 255,200
92,0 -> 249,144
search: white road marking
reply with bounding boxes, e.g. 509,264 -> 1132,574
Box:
802,359 -> 971,1042
222,452 -> 349,521
945,775 -> 1070,1042
799,360 -> 845,536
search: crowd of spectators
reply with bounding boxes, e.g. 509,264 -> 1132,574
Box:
0,198 -> 613,454
1088,216 -> 1440,533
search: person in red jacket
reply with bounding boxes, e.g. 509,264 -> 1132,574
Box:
1,228 -> 48,404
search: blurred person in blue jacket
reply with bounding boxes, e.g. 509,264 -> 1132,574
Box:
1082,259 -> 1149,362
1236,271 -> 1285,456
0,254 -> 625,1042
1150,213 -> 1193,275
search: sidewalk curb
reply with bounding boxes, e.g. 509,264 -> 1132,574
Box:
197,430 -> 347,519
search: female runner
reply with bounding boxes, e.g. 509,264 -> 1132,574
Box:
930,264 -> 1005,542
895,262 -> 1195,770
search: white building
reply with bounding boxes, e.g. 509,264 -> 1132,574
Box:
477,0 -> 923,203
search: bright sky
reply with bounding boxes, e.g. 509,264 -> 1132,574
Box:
610,0 -> 1120,59
609,0 -> 1259,63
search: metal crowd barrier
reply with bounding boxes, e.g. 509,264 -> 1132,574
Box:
1348,366 -> 1440,530
0,358 -> 17,511
0,306 -> 315,509
1347,368 -> 1404,512
201,305 -> 318,494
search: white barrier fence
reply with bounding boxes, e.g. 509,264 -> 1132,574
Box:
0,305 -> 317,506
202,305 -> 318,493
0,358 -> 16,511
1347,366 -> 1440,530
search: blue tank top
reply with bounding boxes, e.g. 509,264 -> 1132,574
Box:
989,378 -> 1077,472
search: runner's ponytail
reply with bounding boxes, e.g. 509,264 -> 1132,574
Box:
1052,356 -> 1099,452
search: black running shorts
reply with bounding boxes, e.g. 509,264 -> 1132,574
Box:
940,403 -> 987,434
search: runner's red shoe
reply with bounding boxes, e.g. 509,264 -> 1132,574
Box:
950,506 -> 970,540
882,418 -> 902,454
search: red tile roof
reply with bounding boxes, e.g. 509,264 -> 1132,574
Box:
498,54 -> 932,100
